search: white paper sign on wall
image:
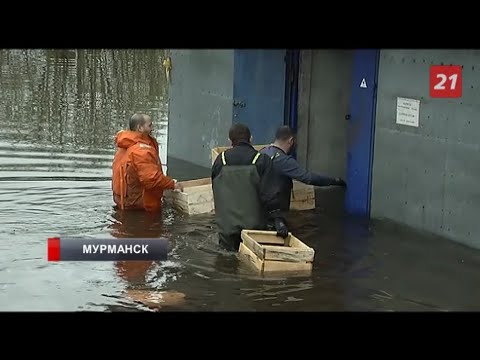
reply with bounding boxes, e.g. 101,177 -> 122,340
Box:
396,97 -> 420,127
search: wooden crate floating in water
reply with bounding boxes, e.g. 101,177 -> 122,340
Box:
290,180 -> 315,211
164,177 -> 214,215
211,145 -> 315,211
239,230 -> 314,274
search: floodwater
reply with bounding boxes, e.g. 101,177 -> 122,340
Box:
1,49 -> 480,312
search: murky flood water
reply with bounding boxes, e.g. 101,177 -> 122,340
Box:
1,49 -> 480,312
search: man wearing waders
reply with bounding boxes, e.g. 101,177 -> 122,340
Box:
212,123 -> 289,251
261,125 -> 347,213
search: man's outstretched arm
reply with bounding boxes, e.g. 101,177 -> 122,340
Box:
277,155 -> 346,187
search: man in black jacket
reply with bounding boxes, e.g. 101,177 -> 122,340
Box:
212,123 -> 288,251
261,125 -> 347,213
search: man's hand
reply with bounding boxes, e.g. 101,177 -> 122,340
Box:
174,182 -> 184,192
332,178 -> 347,188
274,218 -> 289,239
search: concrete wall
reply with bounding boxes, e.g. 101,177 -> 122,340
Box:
372,49 -> 480,249
167,50 -> 234,168
297,50 -> 353,179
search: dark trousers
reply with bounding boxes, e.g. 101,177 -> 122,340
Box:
218,233 -> 242,252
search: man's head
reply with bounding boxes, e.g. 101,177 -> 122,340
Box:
228,123 -> 252,146
129,113 -> 153,136
274,125 -> 296,154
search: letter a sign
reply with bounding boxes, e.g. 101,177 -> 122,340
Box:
360,78 -> 367,88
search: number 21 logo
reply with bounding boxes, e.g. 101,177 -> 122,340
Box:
430,65 -> 462,98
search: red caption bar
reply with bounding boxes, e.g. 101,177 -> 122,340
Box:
48,237 -> 61,261
430,65 -> 462,98
46,237 -> 168,261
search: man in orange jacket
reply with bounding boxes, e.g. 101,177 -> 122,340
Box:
112,113 -> 183,212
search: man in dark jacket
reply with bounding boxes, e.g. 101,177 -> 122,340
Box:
212,123 -> 288,251
261,125 -> 347,213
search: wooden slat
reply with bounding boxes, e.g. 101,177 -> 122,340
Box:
240,232 -> 265,260
290,198 -> 315,211
186,187 -> 214,205
180,178 -> 212,188
292,180 -> 314,191
291,189 -> 315,199
241,230 -> 287,245
238,243 -> 264,272
263,259 -> 313,273
189,202 -> 215,214
263,245 -> 315,262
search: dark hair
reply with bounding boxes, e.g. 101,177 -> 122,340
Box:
129,113 -> 149,131
275,125 -> 295,141
229,123 -> 251,146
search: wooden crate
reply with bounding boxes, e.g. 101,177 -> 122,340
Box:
290,180 -> 315,211
239,229 -> 314,274
211,145 -> 315,211
163,177 -> 214,215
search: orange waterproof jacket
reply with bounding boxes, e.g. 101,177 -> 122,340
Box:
112,130 -> 175,212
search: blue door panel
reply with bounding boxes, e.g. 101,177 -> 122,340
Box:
233,50 -> 286,145
345,50 -> 380,217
